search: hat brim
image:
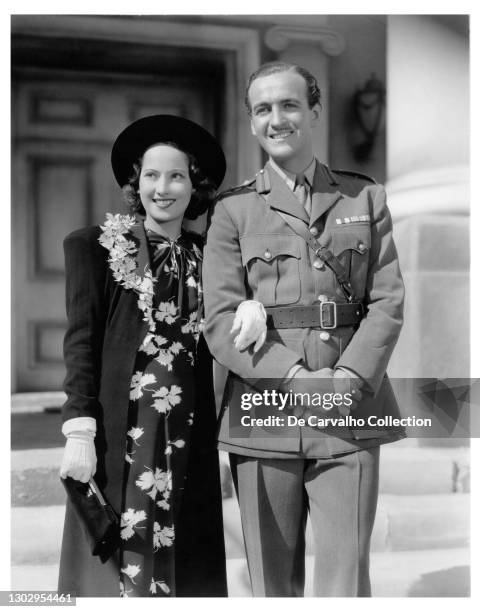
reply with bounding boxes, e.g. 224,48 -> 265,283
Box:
111,115 -> 226,189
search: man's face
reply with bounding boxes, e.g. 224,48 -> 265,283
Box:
248,70 -> 320,171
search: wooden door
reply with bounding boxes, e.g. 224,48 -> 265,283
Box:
12,70 -> 216,391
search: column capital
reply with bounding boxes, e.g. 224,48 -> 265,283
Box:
264,26 -> 345,55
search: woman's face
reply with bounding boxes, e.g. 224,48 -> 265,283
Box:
139,144 -> 192,231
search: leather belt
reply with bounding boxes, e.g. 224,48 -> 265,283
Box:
265,302 -> 365,330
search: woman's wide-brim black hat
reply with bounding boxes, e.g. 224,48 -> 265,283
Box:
111,114 -> 226,189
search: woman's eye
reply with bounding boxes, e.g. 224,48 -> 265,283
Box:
171,172 -> 185,180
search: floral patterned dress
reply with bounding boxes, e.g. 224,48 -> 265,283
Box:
111,226 -> 204,597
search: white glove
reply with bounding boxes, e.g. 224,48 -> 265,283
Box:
60,431 -> 97,483
231,300 -> 267,353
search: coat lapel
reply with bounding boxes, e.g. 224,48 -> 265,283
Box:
310,162 -> 343,226
128,219 -> 150,338
129,219 -> 151,277
264,162 -> 310,224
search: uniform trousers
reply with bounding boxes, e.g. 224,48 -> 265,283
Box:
229,446 -> 380,597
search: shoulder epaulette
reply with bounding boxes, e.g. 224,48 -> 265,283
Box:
331,169 -> 377,184
216,176 -> 256,200
254,168 -> 271,194
216,167 -> 273,199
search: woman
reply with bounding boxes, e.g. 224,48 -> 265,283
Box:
58,115 -> 266,597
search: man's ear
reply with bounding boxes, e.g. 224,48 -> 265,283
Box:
310,104 -> 321,126
250,118 -> 257,136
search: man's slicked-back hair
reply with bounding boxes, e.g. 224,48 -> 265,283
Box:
245,61 -> 321,114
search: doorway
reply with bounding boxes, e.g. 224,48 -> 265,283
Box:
12,65 -> 222,391
11,16 -> 261,392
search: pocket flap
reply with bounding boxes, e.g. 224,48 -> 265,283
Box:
332,229 -> 371,256
240,235 -> 301,265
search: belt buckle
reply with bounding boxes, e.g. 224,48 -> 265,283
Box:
320,301 -> 337,329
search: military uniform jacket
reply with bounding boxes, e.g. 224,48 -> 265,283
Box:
203,160 -> 405,457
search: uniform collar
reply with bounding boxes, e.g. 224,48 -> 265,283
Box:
268,157 -> 316,191
264,162 -> 309,223
264,159 -> 342,225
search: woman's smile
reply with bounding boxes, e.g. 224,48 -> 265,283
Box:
152,197 -> 176,207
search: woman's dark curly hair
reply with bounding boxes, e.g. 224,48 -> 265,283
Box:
122,142 -> 216,220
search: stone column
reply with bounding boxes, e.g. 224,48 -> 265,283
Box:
385,16 -> 469,447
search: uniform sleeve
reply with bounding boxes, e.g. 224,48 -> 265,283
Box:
62,228 -> 108,423
203,200 -> 301,381
336,186 -> 404,392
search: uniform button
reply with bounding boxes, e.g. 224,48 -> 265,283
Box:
318,294 -> 328,302
264,249 -> 272,260
309,226 -> 319,237
319,331 -> 330,342
358,242 -> 367,253
313,258 -> 325,270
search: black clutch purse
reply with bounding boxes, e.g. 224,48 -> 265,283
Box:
61,476 -> 120,562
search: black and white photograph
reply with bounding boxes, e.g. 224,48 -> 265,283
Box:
7,4 -> 476,604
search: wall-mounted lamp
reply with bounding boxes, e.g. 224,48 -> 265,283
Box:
352,73 -> 385,161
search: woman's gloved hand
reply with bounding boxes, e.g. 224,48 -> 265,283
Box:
60,430 -> 97,483
231,300 -> 267,353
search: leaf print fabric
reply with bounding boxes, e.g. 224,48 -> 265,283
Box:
181,312 -> 198,335
136,468 -> 172,501
155,301 -> 178,324
151,385 -> 182,414
165,439 -> 185,456
153,523 -> 175,550
121,564 -> 141,583
121,509 -> 147,540
170,342 -> 183,355
186,275 -> 198,289
118,228 -> 203,597
129,372 -> 156,400
150,579 -> 170,595
155,350 -> 174,371
127,427 -> 144,444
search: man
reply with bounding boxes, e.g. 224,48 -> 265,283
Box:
203,62 -> 405,597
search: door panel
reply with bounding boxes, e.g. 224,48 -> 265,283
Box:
13,71 -> 216,391
32,157 -> 94,275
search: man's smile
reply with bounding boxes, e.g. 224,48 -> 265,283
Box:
268,129 -> 296,140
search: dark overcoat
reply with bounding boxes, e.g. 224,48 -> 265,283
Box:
58,221 -> 227,597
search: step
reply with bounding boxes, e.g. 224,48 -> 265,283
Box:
11,547 -> 470,597
11,487 -> 469,566
12,449 -> 66,507
371,493 -> 469,552
224,443 -> 471,496
378,439 -> 470,494
226,547 -> 470,597
223,493 -> 469,556
12,442 -> 470,508
11,392 -> 66,414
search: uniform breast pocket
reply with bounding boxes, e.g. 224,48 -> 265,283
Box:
240,235 -> 301,306
331,226 -> 371,298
